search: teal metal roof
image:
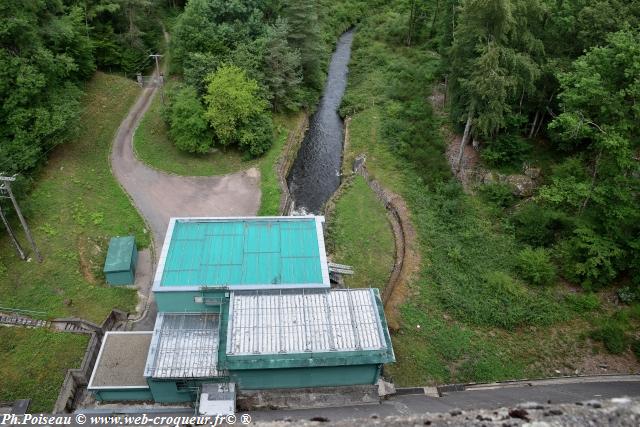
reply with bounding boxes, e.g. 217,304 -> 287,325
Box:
104,236 -> 135,273
156,217 -> 328,289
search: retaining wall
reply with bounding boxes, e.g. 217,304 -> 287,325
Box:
276,114 -> 309,215
53,310 -> 128,413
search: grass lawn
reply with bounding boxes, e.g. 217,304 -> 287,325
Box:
326,176 -> 395,290
133,84 -> 256,176
0,326 -> 88,412
0,72 -> 149,323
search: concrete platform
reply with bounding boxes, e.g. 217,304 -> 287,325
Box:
88,332 -> 152,388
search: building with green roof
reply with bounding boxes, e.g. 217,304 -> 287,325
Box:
153,217 -> 330,312
89,216 -> 394,407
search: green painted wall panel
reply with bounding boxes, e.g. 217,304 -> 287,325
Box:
147,379 -> 223,403
106,270 -> 135,286
230,365 -> 380,390
155,291 -> 227,312
94,389 -> 153,402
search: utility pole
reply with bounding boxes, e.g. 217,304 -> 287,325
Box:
0,204 -> 26,260
149,53 -> 164,105
0,175 -> 42,262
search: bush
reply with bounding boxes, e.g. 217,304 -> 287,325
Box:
591,324 -> 627,354
516,247 -> 556,286
479,183 -> 516,208
617,286 -> 639,304
511,203 -> 570,247
481,134 -> 531,168
564,293 -> 600,313
204,64 -> 273,157
164,85 -> 212,154
556,227 -> 624,290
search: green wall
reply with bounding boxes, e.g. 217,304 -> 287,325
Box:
154,290 -> 228,312
93,388 -> 153,401
95,364 -> 380,403
147,378 -> 225,403
230,364 -> 381,390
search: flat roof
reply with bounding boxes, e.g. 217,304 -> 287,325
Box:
88,332 -> 151,390
153,217 -> 330,292
104,236 -> 135,272
226,289 -> 388,356
144,313 -> 220,379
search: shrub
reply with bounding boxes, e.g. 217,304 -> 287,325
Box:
556,227 -> 624,290
481,134 -> 531,168
564,293 -> 600,313
617,286 -> 639,304
591,324 -> 627,354
511,203 -> 570,247
479,183 -> 516,208
164,84 -> 212,154
516,247 -> 556,286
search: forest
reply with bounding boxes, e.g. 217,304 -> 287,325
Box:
1,0 -> 639,388
397,0 -> 640,298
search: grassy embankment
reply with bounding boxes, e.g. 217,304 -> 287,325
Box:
334,2 -> 639,386
0,327 -> 88,412
0,72 -> 148,411
326,176 -> 395,290
0,72 -> 148,322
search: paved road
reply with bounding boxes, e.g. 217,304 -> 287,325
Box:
110,45 -> 260,330
249,378 -> 640,422
110,86 -> 261,248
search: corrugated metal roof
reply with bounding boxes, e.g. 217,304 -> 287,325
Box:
226,289 -> 387,356
156,217 -> 328,289
103,236 -> 135,272
144,313 -> 220,379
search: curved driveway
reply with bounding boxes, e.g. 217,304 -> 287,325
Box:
110,82 -> 261,248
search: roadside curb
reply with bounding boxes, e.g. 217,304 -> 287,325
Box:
392,374 -> 640,397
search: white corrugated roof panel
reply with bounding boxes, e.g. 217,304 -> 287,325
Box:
226,289 -> 386,356
144,313 -> 220,378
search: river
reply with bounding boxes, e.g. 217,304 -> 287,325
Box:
286,30 -> 355,213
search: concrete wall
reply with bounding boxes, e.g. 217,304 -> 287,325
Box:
54,310 -> 128,413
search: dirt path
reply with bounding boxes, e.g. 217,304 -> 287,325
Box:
110,77 -> 261,249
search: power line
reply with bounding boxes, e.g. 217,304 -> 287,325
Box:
0,175 -> 42,262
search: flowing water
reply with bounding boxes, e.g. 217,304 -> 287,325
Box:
286,30 -> 355,213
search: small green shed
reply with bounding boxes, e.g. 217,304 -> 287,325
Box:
104,236 -> 137,285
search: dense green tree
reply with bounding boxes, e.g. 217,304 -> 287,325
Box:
540,29 -> 640,288
448,0 -> 543,169
0,1 -> 92,174
204,65 -> 273,156
172,0 -> 271,69
258,18 -> 303,111
283,0 -> 324,91
163,84 -> 211,153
